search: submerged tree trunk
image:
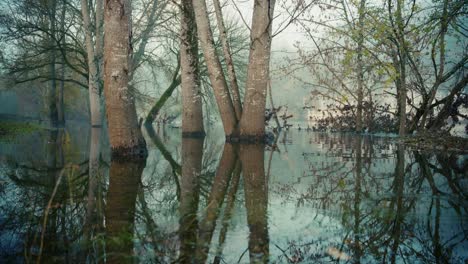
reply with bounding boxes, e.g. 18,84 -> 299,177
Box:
213,0 -> 243,120
192,0 -> 238,137
180,0 -> 204,136
104,0 -> 146,157
239,0 -> 276,141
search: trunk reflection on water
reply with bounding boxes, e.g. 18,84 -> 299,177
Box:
179,137 -> 204,263
241,144 -> 269,264
105,160 -> 145,263
1,130 -> 467,263
196,143 -> 237,263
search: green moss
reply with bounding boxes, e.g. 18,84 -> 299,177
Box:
0,121 -> 42,141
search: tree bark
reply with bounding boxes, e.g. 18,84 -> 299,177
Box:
48,0 -> 59,126
181,1 -> 205,137
104,0 -> 147,158
213,0 -> 243,120
396,0 -> 407,136
356,0 -> 366,133
192,0 -> 238,137
81,0 -> 102,127
239,0 -> 276,141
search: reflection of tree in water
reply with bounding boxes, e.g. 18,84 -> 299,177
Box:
0,129 -> 94,263
271,133 -> 468,263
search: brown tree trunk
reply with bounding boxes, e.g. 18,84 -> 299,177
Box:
181,1 -> 204,137
213,0 -> 243,120
81,0 -> 102,127
396,0 -> 407,136
192,0 -> 238,137
104,0 -> 146,157
239,0 -> 276,141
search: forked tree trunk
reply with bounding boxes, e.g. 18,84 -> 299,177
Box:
192,0 -> 238,137
181,1 -> 204,136
213,0 -> 243,120
239,0 -> 276,141
104,0 -> 146,157
81,0 -> 102,127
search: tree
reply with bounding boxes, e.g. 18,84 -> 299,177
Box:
239,0 -> 276,140
180,0 -> 204,136
103,0 -> 146,157
81,0 -> 103,126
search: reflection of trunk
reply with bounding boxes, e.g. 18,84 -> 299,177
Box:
196,144 -> 237,263
192,0 -> 238,137
213,160 -> 241,264
105,160 -> 145,263
239,0 -> 276,140
390,144 -> 405,263
104,0 -> 146,156
241,144 -> 269,263
353,137 -> 362,261
179,137 -> 204,263
180,0 -> 204,136
213,0 -> 243,119
84,128 -> 101,239
81,0 -> 102,127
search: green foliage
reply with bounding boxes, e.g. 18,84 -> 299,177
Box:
0,121 -> 41,141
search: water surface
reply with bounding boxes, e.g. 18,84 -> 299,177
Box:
0,127 -> 467,263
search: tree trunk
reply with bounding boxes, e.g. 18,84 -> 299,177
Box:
396,0 -> 406,136
192,0 -> 238,137
356,0 -> 366,133
57,0 -> 66,125
81,0 -> 102,127
181,0 -> 204,137
104,0 -> 146,157
213,0 -> 243,120
239,0 -> 276,141
48,0 -> 59,126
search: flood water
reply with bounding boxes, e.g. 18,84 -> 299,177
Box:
0,125 -> 467,263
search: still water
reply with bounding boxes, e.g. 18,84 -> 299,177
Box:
0,125 -> 467,263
